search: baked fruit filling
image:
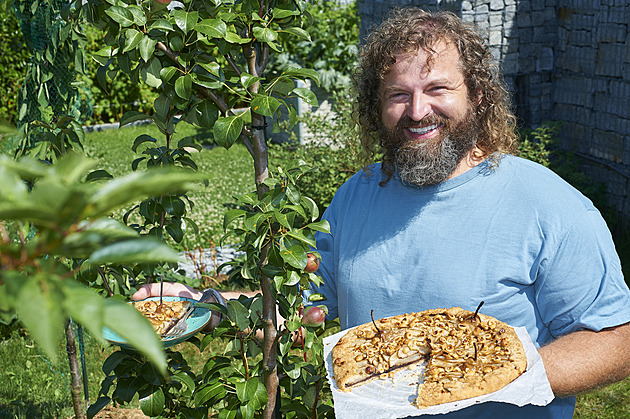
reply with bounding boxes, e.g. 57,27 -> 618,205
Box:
133,300 -> 191,336
331,307 -> 527,409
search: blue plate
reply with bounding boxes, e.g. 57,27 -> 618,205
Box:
103,296 -> 211,349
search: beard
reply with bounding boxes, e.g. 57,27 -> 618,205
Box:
380,110 -> 481,187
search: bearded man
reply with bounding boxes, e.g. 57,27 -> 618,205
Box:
303,8 -> 630,418
133,8 -> 630,418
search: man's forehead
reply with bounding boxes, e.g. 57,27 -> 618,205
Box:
391,41 -> 460,72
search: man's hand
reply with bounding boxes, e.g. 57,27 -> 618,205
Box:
133,282 -> 203,301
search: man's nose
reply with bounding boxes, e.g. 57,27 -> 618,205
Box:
407,93 -> 432,122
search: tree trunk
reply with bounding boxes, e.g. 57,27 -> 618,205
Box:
65,320 -> 86,419
250,113 -> 280,419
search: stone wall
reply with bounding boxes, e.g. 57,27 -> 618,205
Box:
358,0 -> 630,227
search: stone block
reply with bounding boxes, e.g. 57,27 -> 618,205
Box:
490,0 -> 504,11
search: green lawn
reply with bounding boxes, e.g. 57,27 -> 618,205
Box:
82,122 -> 255,250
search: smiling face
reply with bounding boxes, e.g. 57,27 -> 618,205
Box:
378,41 -> 483,186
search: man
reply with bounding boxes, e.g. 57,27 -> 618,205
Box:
135,8 -> 630,418
302,7 -> 630,418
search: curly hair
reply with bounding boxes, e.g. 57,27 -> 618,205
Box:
354,8 -> 519,180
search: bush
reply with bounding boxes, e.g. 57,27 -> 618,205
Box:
270,0 -> 359,93
0,8 -> 30,126
270,90 -> 364,215
84,25 -> 157,125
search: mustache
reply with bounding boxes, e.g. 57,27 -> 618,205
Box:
397,114 -> 449,130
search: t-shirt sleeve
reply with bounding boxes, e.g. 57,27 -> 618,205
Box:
534,209 -> 630,337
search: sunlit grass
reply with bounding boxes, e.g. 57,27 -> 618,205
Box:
83,122 -> 255,250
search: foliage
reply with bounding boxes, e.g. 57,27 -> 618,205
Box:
270,90 -> 364,215
84,24 -> 157,125
13,113 -> 86,162
0,152 -> 207,370
12,0 -> 92,127
82,123 -> 253,251
76,0 -> 334,417
271,0 -> 359,92
0,7 -> 30,127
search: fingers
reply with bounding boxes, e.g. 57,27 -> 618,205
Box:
132,282 -> 200,301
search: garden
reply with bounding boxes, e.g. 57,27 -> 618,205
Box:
1,0 -> 629,418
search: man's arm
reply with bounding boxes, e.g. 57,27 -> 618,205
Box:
539,321 -> 630,397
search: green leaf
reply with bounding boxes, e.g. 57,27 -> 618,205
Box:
87,239 -> 180,265
282,67 -> 320,84
280,245 -> 307,270
273,8 -> 299,19
173,10 -> 198,34
235,378 -> 260,403
120,110 -> 149,127
160,66 -> 178,83
281,27 -> 311,41
14,275 -> 65,363
194,381 -> 226,405
223,209 -> 246,230
307,219 -> 331,234
251,95 -> 281,117
175,74 -> 192,99
173,370 -> 195,392
123,29 -> 143,53
198,62 -> 224,81
102,300 -> 166,374
272,210 -> 290,230
213,115 -> 243,148
284,270 -> 300,287
141,57 -> 162,88
292,87 -> 318,106
226,300 -> 250,331
240,73 -> 261,89
224,30 -> 250,44
286,230 -> 316,248
88,168 -> 205,217
252,26 -> 277,43
301,196 -> 319,221
131,134 -> 156,152
61,282 -> 105,340
195,19 -> 227,38
105,6 -> 134,27
149,19 -> 173,31
196,101 -> 219,129
139,387 -> 165,417
127,5 -> 147,26
243,212 -> 265,233
139,36 -> 157,62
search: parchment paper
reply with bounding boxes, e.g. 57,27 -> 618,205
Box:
323,326 -> 554,418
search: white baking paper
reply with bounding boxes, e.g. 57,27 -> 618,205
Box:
323,326 -> 554,418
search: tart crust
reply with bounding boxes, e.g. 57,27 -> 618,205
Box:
331,307 -> 527,409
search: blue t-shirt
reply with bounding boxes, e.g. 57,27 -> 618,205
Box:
307,155 -> 630,418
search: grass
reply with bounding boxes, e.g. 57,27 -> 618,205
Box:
82,122 -> 255,250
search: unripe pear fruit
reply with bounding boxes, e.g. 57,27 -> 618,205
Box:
302,305 -> 326,327
305,253 -> 319,273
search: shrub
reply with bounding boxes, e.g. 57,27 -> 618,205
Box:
270,90 -> 365,215
0,8 -> 30,126
270,0 -> 359,93
84,25 -> 157,124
